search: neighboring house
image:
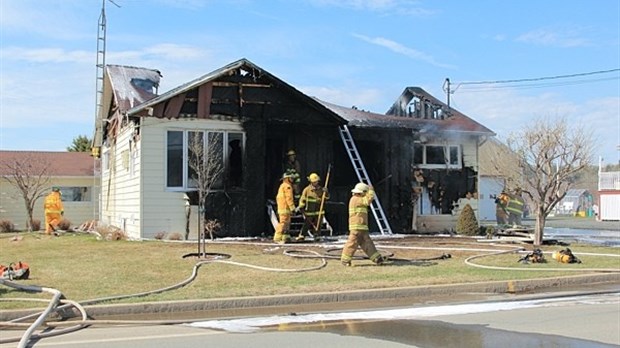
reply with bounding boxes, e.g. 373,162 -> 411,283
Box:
0,151 -> 99,231
477,137 -> 523,222
553,189 -> 594,216
93,58 -> 494,239
598,165 -> 620,221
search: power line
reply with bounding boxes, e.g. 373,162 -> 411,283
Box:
456,68 -> 620,86
457,76 -> 619,92
443,68 -> 620,105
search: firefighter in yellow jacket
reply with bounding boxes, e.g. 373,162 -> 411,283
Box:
274,173 -> 298,244
44,187 -> 64,235
296,173 -> 329,241
340,183 -> 385,266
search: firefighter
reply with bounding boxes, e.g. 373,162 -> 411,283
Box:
296,173 -> 329,241
283,149 -> 302,200
340,183 -> 386,266
274,172 -> 298,244
44,187 -> 64,235
506,188 -> 525,226
495,190 -> 510,225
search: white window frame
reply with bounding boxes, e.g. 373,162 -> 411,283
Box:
413,143 -> 461,169
166,129 -> 244,191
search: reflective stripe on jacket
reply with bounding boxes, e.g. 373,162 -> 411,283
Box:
348,189 -> 374,231
505,195 -> 524,215
298,184 -> 329,216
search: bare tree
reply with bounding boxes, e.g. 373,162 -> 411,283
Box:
1,153 -> 52,231
187,131 -> 225,255
494,117 -> 593,245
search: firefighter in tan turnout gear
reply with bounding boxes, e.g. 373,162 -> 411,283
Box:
340,183 -> 386,266
274,172 -> 298,244
44,187 -> 64,235
296,173 -> 329,241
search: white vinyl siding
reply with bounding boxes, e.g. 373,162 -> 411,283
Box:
139,118 -> 243,239
0,177 -> 99,231
100,123 -> 142,238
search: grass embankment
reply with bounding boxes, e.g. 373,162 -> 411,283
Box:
1,232 -> 618,310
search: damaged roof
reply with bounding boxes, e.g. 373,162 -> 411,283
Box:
385,87 -> 495,135
124,58 -> 345,125
316,87 -> 495,136
105,65 -> 162,113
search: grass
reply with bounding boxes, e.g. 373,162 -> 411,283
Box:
0,232 -> 619,310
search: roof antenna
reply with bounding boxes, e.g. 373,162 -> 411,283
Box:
93,0 -> 120,153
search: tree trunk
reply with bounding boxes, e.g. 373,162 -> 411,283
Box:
26,205 -> 34,232
534,207 -> 546,246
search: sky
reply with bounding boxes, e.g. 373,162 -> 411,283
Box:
1,0 -> 619,165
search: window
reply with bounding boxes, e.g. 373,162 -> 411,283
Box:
59,187 -> 92,202
166,130 -> 244,190
413,144 -> 461,169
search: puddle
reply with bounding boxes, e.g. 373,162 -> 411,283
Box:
274,318 -> 616,348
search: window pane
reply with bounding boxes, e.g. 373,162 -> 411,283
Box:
59,187 -> 91,202
187,131 -> 204,188
450,146 -> 459,165
413,144 -> 424,164
208,132 -> 225,189
167,131 -> 184,187
426,146 -> 446,164
228,133 -> 243,188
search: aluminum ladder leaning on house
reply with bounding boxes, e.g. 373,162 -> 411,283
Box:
338,125 -> 393,235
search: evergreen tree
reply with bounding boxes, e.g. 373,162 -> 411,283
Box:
67,135 -> 92,152
456,203 -> 479,236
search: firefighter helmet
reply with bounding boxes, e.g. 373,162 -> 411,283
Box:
351,183 -> 369,193
308,173 -> 320,183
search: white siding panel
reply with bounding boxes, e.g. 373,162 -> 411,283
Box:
101,124 -> 142,239
600,193 -> 620,221
0,177 -> 98,231
137,118 -> 243,239
462,138 -> 478,169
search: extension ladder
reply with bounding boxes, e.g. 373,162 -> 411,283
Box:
338,125 -> 393,235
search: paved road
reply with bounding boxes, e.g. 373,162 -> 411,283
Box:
3,292 -> 617,347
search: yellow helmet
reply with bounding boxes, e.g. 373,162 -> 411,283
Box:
308,173 -> 320,183
287,150 -> 296,156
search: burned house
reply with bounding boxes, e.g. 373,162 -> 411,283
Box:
93,58 -> 494,239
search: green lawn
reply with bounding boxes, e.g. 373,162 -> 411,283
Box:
1,232 -> 618,310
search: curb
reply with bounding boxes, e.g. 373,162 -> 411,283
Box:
2,273 -> 618,321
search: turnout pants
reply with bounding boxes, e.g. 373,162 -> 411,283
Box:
340,230 -> 382,263
274,213 -> 292,242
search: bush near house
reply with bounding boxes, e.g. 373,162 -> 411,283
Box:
0,220 -> 16,232
31,219 -> 41,232
456,204 -> 479,236
58,219 -> 72,231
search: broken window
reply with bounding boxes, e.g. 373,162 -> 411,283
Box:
413,144 -> 461,169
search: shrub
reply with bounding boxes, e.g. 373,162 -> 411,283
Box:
168,232 -> 183,241
456,204 -> 479,236
58,218 -> 71,231
31,219 -> 41,231
0,220 -> 15,233
154,231 -> 167,240
205,219 -> 221,240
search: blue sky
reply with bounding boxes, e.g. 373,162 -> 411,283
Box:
1,0 -> 619,165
